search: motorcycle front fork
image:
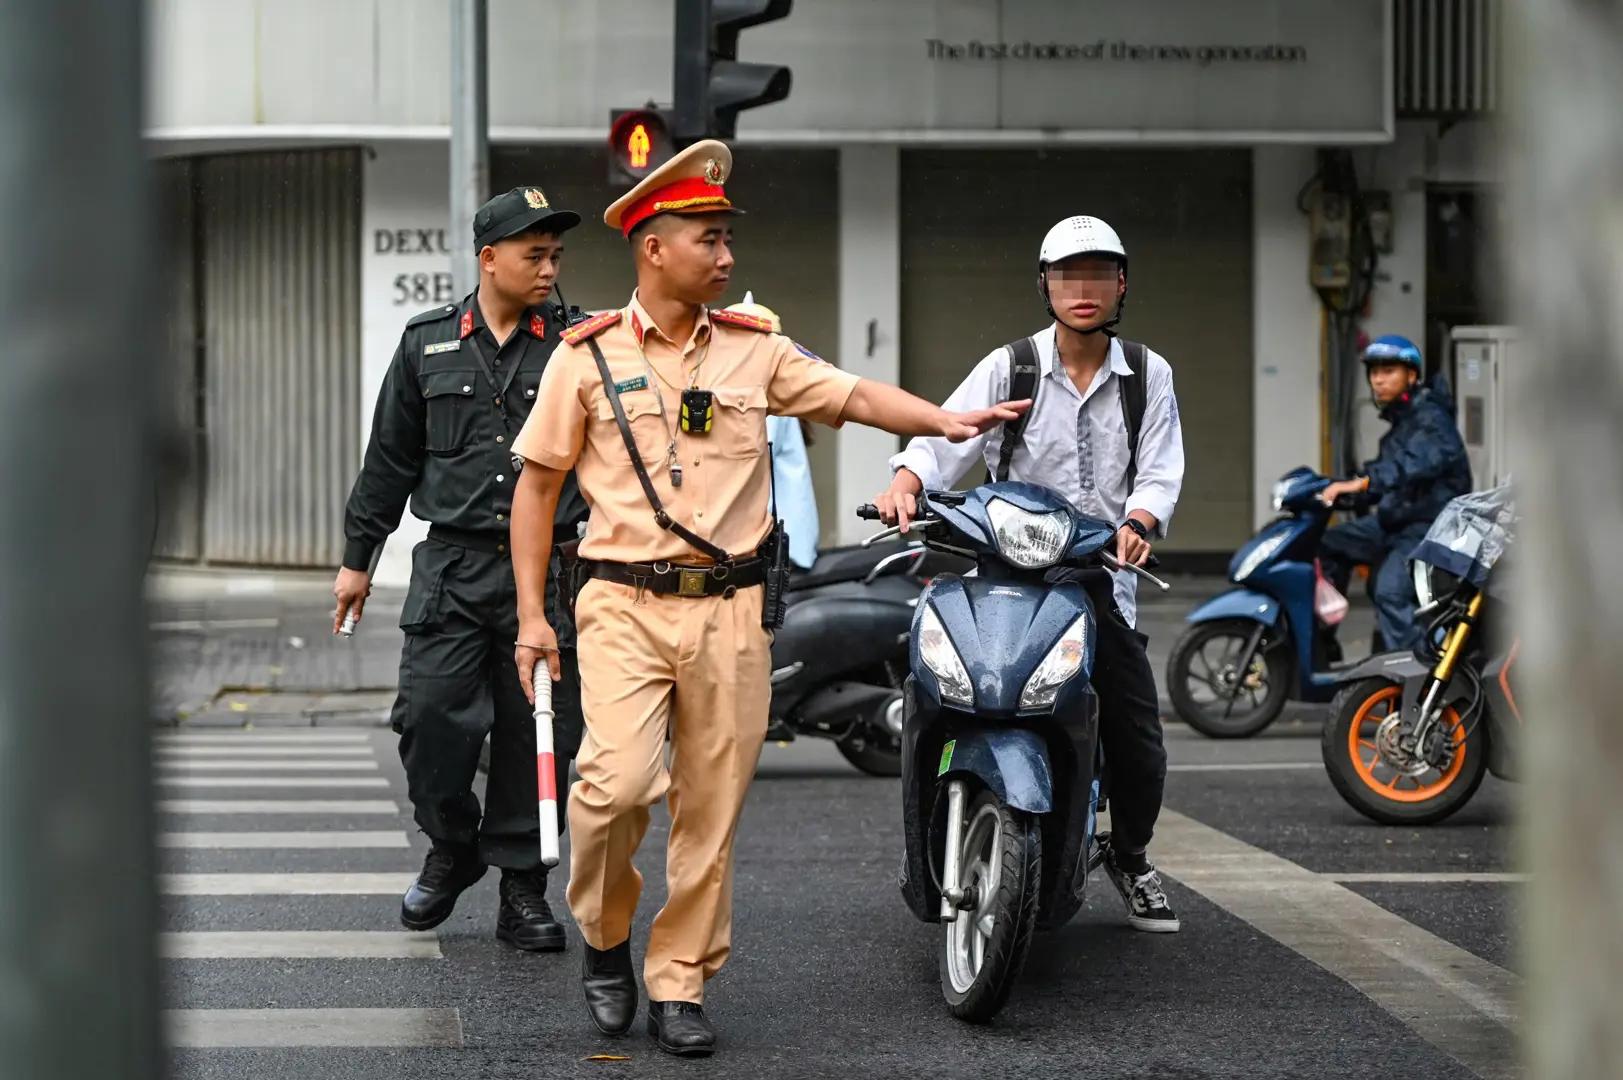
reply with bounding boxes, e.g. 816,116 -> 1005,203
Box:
1412,590 -> 1484,750
939,779 -> 968,922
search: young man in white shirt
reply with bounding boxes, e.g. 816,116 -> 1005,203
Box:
874,216 -> 1186,932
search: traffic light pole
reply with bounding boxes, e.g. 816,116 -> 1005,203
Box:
450,0 -> 489,295
672,0 -> 712,147
0,0 -> 160,1075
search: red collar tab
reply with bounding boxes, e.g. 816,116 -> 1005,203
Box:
710,308 -> 775,333
459,310 -> 475,340
529,312 -> 547,339
630,309 -> 645,345
620,176 -> 732,238
560,309 -> 624,346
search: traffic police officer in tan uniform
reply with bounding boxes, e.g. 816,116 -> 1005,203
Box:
507,140 -> 1028,1057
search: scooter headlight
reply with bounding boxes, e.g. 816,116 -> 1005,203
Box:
1020,612 -> 1090,710
918,603 -> 974,707
1412,559 -> 1435,609
986,498 -> 1070,570
1234,533 -> 1288,582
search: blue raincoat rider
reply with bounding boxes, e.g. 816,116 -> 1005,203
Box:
1317,335 -> 1472,652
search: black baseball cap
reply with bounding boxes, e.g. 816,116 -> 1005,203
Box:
472,187 -> 581,252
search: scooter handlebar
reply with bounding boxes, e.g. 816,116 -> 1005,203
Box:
855,503 -> 881,520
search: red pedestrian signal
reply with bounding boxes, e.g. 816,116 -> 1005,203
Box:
609,109 -> 674,187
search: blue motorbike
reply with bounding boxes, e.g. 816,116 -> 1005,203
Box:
1166,466 -> 1371,738
856,481 -> 1169,1023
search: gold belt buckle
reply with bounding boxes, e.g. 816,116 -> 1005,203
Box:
677,568 -> 707,597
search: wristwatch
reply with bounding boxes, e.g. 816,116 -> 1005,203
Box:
1121,518 -> 1150,541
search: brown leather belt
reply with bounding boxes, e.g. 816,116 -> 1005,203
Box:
586,557 -> 766,598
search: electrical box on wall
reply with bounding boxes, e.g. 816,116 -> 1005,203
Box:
1451,325 -> 1523,490
1308,188 -> 1352,289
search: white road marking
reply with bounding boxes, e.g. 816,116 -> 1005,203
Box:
155,760 -> 381,771
155,777 -> 392,789
150,618 -> 282,632
160,872 -> 415,895
157,799 -> 399,815
1166,762 -> 1320,772
161,931 -> 440,959
155,733 -> 371,745
155,746 -> 377,757
165,1008 -> 463,1048
1150,808 -> 1521,1080
1328,872 -> 1527,884
157,831 -> 410,849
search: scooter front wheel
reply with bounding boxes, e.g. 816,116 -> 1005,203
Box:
1167,619 -> 1293,738
939,788 -> 1041,1023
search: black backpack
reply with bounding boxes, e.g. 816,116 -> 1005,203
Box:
991,335 -> 1150,493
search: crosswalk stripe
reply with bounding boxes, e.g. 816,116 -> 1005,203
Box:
165,1008 -> 463,1048
158,799 -> 399,815
161,872 -> 415,895
156,746 -> 377,758
1166,762 -> 1320,772
155,733 -> 371,745
1327,872 -> 1527,884
155,760 -> 381,772
155,777 -> 392,789
161,931 -> 440,959
158,831 -> 410,849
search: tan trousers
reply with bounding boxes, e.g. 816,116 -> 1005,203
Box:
565,577 -> 771,1003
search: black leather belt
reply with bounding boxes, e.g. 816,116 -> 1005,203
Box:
427,525 -> 509,554
586,557 -> 766,598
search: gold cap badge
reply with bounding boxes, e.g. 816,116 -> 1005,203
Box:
523,188 -> 549,210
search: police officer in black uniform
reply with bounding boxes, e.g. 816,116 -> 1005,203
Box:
333,186 -> 589,951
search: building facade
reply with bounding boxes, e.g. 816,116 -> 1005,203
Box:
144,0 -> 1500,586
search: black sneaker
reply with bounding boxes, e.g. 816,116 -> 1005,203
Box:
496,869 -> 565,952
401,843 -> 486,931
1100,834 -> 1180,933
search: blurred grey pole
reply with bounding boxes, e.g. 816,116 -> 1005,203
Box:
450,0 -> 489,295
1502,1 -> 1623,1077
0,0 -> 159,1076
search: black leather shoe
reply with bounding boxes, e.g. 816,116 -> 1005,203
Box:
581,941 -> 637,1036
401,843 -> 485,931
495,870 -> 565,952
647,1000 -> 716,1057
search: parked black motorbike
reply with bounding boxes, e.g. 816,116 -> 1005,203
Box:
858,481 -> 1170,1022
1321,484 -> 1520,825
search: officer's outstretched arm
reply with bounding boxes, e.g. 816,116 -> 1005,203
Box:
512,462 -> 566,696
841,379 -> 1031,444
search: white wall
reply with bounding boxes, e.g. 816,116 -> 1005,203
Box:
835,146 -> 902,544
361,142 -> 451,587
1251,146 -> 1325,528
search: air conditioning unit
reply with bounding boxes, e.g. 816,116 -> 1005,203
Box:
1450,325 -> 1522,490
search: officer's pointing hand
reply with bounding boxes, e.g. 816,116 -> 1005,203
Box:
515,619 -> 562,703
939,398 -> 1032,443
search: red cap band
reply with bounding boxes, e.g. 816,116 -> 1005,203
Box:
620,176 -> 732,237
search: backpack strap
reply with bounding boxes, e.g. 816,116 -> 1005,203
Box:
1117,339 -> 1150,494
992,336 -> 1042,483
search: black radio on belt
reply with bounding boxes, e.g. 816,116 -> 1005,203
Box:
679,389 -> 714,434
759,518 -> 791,631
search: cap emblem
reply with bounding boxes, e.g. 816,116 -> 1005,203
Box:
703,159 -> 725,185
523,188 -> 549,210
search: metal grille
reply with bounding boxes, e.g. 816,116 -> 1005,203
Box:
152,157 -> 203,561
198,149 -> 362,567
1396,0 -> 1501,117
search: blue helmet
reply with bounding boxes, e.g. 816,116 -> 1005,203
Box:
1362,334 -> 1423,371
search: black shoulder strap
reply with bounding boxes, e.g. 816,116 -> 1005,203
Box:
1117,339 -> 1150,493
993,336 -> 1042,483
585,337 -> 734,564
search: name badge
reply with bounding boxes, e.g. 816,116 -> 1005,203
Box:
424,340 -> 462,355
614,375 -> 648,394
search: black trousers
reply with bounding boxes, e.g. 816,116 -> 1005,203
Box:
390,538 -> 585,872
1050,567 -> 1168,852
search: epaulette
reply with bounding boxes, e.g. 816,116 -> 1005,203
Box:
406,304 -> 459,329
710,308 -> 776,333
560,310 -> 623,346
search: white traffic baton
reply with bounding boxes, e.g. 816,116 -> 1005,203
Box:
532,661 -> 561,868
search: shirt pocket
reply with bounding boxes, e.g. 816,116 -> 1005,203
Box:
594,392 -> 670,469
711,385 -> 769,459
418,370 -> 479,455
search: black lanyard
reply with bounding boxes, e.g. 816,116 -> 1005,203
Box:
465,320 -> 528,430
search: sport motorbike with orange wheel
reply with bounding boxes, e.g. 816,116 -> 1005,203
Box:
1320,484 -> 1521,825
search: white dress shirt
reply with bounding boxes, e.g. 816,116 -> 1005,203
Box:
888,325 -> 1185,627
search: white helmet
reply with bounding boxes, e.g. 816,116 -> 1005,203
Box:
1037,216 -> 1129,332
1039,216 -> 1127,267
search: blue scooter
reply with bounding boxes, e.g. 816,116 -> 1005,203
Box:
1165,466 -> 1370,738
856,481 -> 1169,1023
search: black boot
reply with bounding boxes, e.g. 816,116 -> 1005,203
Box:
647,1001 -> 716,1057
495,869 -> 565,952
400,843 -> 485,931
581,940 -> 638,1036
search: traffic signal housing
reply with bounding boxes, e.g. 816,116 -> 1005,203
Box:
608,108 -> 676,187
673,0 -> 793,143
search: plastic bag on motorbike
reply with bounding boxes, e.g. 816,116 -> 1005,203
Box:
1313,559 -> 1349,625
1408,481 -> 1517,593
